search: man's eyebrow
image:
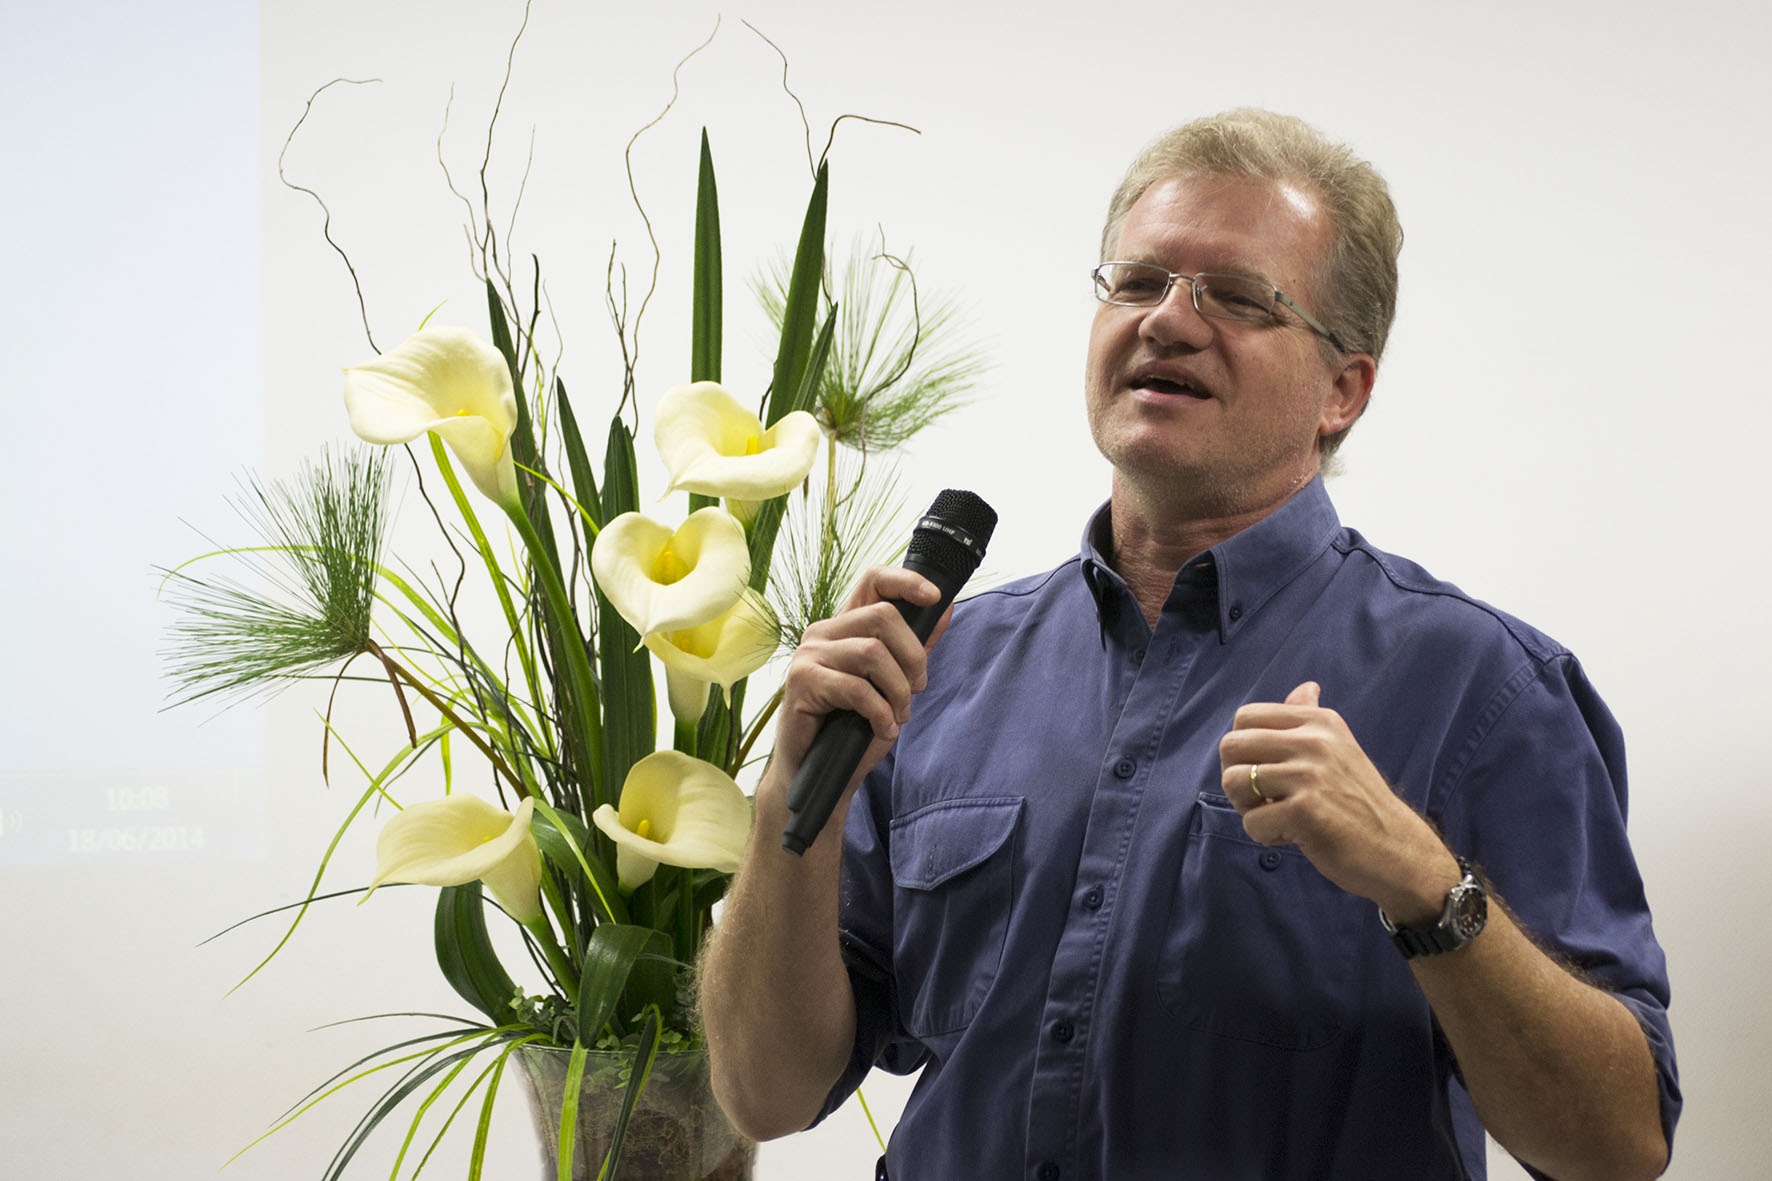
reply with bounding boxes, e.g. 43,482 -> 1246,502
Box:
1113,250 -> 1275,283
1200,256 -> 1274,282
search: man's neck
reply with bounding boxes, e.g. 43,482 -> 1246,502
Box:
1106,471 -> 1313,628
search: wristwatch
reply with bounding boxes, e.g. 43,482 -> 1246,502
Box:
1379,858 -> 1488,959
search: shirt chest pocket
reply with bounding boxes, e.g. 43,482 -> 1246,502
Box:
1157,793 -> 1367,1051
889,797 -> 1023,1039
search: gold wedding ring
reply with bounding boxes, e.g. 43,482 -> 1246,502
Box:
1249,763 -> 1266,803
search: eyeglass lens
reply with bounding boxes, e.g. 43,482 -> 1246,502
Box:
1094,263 -> 1275,323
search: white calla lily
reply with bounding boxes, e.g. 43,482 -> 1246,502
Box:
654,381 -> 822,502
644,589 -> 779,720
590,751 -> 752,890
365,794 -> 542,923
343,326 -> 521,509
590,507 -> 751,638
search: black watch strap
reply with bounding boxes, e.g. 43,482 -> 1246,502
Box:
1379,858 -> 1488,960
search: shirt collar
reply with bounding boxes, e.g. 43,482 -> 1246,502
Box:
1078,476 -> 1342,640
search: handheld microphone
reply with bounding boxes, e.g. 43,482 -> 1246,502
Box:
780,489 -> 997,856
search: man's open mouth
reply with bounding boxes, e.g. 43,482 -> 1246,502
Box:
1133,374 -> 1209,399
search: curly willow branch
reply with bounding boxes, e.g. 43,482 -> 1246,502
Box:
818,113 -> 922,175
741,21 -> 814,177
741,22 -> 919,177
279,77 -> 384,355
435,1 -> 540,371
614,15 -> 724,406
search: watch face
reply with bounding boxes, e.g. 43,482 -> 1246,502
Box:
1449,884 -> 1488,940
1383,866 -> 1489,958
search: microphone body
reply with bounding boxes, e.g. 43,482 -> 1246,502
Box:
780,491 -> 996,856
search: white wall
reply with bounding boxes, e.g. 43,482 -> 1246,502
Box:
3,0 -> 1766,1177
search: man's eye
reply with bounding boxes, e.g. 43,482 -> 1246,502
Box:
1203,284 -> 1269,315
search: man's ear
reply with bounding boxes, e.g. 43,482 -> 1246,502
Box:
1319,352 -> 1377,438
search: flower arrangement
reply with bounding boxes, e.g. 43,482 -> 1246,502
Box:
162,30 -> 979,1178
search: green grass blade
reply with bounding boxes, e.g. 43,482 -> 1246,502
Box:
224,724 -> 446,994
599,415 -> 639,525
596,415 -> 653,810
529,800 -> 627,925
746,303 -> 837,597
487,283 -> 605,820
486,280 -> 557,557
459,1058 -> 508,1181
597,1010 -> 662,1181
692,129 -> 722,384
225,1026 -> 502,1170
281,1024 -> 492,1120
857,1084 -> 888,1154
388,1045 -> 476,1178
321,1041 -> 491,1181
460,1035 -> 540,1181
557,1040 -> 589,1181
555,377 -> 604,528
528,805 -> 627,922
425,434 -> 543,713
766,161 -> 828,427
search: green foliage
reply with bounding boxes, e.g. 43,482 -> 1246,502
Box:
692,129 -> 723,385
770,448 -> 910,651
595,416 -> 654,813
160,446 -> 389,706
176,64 -> 984,1179
757,233 -> 986,452
435,882 -> 524,1026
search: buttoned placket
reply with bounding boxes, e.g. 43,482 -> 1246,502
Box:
1021,561 -> 1219,1179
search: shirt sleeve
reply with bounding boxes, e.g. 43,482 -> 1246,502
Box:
810,750 -> 929,1128
1433,651 -> 1681,1158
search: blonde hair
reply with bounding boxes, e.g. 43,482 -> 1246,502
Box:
1101,110 -> 1403,457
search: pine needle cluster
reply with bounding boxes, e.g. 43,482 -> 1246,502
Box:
754,235 -> 986,453
769,450 -> 908,651
160,446 -> 392,706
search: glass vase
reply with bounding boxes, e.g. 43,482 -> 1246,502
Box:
515,1045 -> 756,1180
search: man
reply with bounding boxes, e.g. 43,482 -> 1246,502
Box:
700,109 -> 1679,1179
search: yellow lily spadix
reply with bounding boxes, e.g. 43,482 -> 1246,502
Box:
343,326 -> 521,510
646,588 -> 779,720
591,507 -> 751,639
364,794 -> 543,924
590,751 -> 751,890
654,381 -> 821,502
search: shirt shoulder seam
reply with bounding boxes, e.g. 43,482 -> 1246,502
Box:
1331,534 -> 1568,664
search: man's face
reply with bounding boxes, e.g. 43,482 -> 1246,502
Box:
1084,172 -> 1369,518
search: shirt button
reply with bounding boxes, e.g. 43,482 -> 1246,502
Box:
1051,1020 -> 1075,1043
1112,757 -> 1136,779
1228,604 -> 1244,621
1133,646 -> 1146,664
1259,849 -> 1283,871
1082,886 -> 1104,910
1037,1165 -> 1060,1181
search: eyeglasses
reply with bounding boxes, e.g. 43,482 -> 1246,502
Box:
1091,260 -> 1348,353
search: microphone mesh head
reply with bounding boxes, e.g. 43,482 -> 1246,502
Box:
907,489 -> 998,581
928,489 -> 998,541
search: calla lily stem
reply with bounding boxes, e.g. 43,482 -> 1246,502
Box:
522,909 -> 580,995
673,719 -> 699,758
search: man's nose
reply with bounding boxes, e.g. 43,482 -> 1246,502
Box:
1139,281 -> 1214,350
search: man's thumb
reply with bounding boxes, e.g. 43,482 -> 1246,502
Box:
1286,681 -> 1321,707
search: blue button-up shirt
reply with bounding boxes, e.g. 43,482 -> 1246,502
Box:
820,479 -> 1678,1180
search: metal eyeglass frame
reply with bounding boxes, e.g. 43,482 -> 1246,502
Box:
1092,261 -> 1350,354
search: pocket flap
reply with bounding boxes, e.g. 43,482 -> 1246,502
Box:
889,798 -> 1022,891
